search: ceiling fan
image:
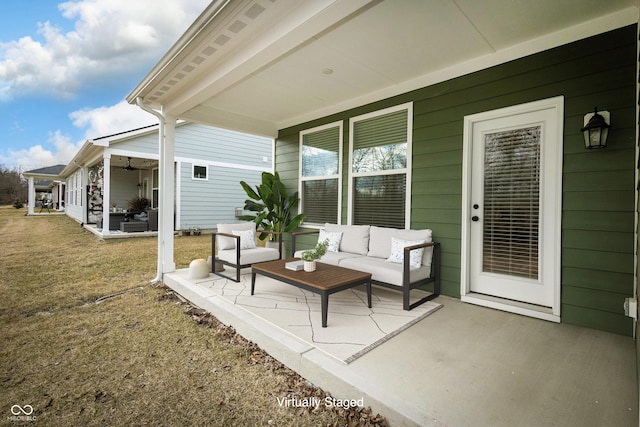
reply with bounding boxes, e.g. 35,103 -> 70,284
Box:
122,157 -> 140,171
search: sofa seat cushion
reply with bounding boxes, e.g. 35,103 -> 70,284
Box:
218,247 -> 280,265
324,223 -> 370,255
368,226 -> 433,270
339,256 -> 431,287
293,249 -> 362,266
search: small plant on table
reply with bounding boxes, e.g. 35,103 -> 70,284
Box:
300,239 -> 329,272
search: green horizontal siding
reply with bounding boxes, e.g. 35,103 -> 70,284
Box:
276,25 -> 637,335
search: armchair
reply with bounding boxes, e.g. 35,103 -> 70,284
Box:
212,222 -> 282,282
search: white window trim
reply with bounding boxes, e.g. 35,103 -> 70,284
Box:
299,120 -> 343,226
347,102 -> 413,228
192,164 -> 208,181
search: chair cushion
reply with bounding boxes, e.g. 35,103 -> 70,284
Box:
217,222 -> 256,250
232,228 -> 257,249
324,223 -> 370,255
218,247 -> 280,265
339,256 -> 431,287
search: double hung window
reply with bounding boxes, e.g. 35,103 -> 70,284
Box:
152,168 -> 159,209
299,122 -> 342,225
348,103 -> 412,228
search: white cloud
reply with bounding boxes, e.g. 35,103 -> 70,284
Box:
1,130 -> 82,171
70,100 -> 157,139
1,101 -> 157,170
0,0 -> 210,100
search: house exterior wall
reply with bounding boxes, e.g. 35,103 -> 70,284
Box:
177,162 -> 267,229
62,122 -> 272,231
65,169 -> 84,222
276,25 -> 637,335
175,123 -> 273,230
174,123 -> 272,168
109,167 -> 145,210
109,132 -> 158,156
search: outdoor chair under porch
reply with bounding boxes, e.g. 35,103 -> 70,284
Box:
212,222 -> 282,282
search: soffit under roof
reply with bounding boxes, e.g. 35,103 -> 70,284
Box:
128,0 -> 638,137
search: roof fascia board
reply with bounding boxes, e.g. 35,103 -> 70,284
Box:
22,173 -> 61,180
126,0 -> 231,104
92,124 -> 160,146
144,0 -> 376,116
105,147 -> 159,161
59,141 -> 99,177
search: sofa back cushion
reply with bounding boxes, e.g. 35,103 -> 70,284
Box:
324,223 -> 370,255
368,226 -> 433,269
217,222 -> 256,250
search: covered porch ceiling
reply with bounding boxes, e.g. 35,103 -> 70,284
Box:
127,0 -> 638,137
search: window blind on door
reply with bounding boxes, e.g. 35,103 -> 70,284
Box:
482,126 -> 541,279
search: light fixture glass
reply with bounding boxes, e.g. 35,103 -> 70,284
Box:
581,107 -> 610,149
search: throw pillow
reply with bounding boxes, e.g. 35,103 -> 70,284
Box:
318,229 -> 342,253
232,229 -> 257,250
386,237 -> 426,269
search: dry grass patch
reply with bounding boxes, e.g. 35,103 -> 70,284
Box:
0,207 -> 387,426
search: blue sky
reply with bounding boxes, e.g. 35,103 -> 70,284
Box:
0,0 -> 210,171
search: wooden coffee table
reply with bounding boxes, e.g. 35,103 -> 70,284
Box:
251,258 -> 372,327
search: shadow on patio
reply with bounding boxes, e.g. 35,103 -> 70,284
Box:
164,267 -> 637,427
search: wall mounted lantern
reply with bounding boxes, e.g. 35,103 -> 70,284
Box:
581,107 -> 610,149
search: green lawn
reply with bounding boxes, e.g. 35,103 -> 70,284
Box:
0,207 -> 386,426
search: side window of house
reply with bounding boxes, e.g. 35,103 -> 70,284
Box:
77,170 -> 83,206
349,103 -> 412,229
300,121 -> 342,225
152,168 -> 159,209
193,164 -> 208,180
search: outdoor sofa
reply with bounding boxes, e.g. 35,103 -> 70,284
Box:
292,223 -> 440,310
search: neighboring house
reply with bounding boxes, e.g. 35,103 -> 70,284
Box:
126,0 -> 639,339
56,121 -> 273,237
23,164 -> 67,215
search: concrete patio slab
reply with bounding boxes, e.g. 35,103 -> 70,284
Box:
164,268 -> 637,427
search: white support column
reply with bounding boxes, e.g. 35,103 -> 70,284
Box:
81,166 -> 88,224
27,177 -> 35,215
102,155 -> 111,235
57,183 -> 64,211
174,161 -> 181,229
159,115 -> 177,275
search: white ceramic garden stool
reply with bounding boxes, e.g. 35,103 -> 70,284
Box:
189,258 -> 210,279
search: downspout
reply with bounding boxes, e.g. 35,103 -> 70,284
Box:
136,97 -> 164,284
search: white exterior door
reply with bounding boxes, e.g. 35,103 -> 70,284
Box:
461,97 -> 563,321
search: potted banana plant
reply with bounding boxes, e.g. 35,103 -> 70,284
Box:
240,171 -> 306,253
